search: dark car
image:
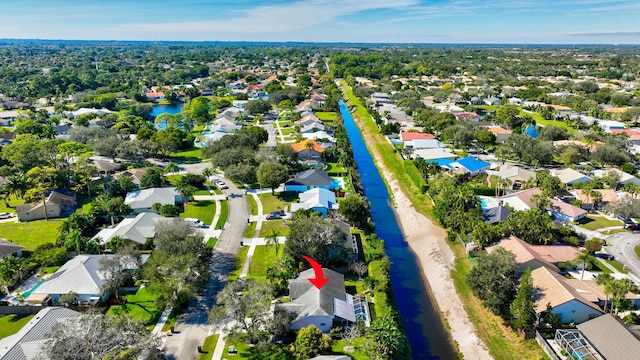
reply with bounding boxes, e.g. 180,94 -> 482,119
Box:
595,253 -> 615,260
626,223 -> 640,231
265,213 -> 281,220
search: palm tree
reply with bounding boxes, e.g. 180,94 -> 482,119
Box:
590,190 -> 602,213
595,273 -> 614,312
609,278 -> 636,313
574,250 -> 596,280
265,230 -> 280,258
202,167 -> 212,180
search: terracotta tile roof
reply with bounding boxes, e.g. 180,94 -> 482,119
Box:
486,235 -> 559,271
487,126 -> 512,135
572,189 -> 620,204
399,132 -> 435,141
611,129 -> 640,140
291,140 -> 324,153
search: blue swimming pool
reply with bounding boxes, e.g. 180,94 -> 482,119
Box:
13,279 -> 45,301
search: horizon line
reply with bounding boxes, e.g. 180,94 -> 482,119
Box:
1,38 -> 639,47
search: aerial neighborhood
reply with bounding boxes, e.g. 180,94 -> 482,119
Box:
1,41 -> 640,360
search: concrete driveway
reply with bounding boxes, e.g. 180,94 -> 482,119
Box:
164,176 -> 249,359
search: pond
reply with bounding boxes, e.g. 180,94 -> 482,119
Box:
151,103 -> 184,118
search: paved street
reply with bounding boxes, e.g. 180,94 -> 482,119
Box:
164,176 -> 249,360
603,231 -> 640,282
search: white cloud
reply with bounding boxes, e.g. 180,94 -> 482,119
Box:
119,0 -> 419,35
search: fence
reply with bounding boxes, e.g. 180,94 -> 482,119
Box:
0,306 -> 45,315
535,331 -> 560,360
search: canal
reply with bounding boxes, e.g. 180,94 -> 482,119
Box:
338,100 -> 457,359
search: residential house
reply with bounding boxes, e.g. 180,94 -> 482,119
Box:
0,111 -> 20,126
291,140 -> 324,163
486,164 -> 536,190
482,205 -> 511,225
93,159 -> 121,176
124,187 -> 183,213
554,314 -> 640,360
469,97 -> 485,106
92,212 -> 168,246
0,307 -> 82,360
551,105 -> 573,117
370,92 -> 392,106
0,133 -> 14,146
295,100 -> 318,113
499,188 -> 587,222
550,168 -> 592,186
275,268 -> 370,333
598,119 -> 626,132
571,189 -> 620,211
301,122 -> 326,134
285,169 -> 334,192
486,126 -> 513,143
294,114 -> 321,128
290,188 -> 337,217
486,236 -> 560,274
508,97 -> 523,105
69,108 -> 111,118
610,129 -> 640,145
16,189 -> 76,222
484,97 -> 501,106
411,148 -> 457,162
145,92 -> 165,101
0,239 -> 24,260
531,267 -> 604,324
331,218 -> 359,262
444,156 -> 491,176
302,131 -> 336,143
593,168 -> 640,187
564,278 -> 640,310
115,168 -> 148,188
399,132 -> 435,147
408,139 -> 445,150
454,112 -> 480,122
28,254 -> 145,305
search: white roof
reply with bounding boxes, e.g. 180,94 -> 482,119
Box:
124,187 -> 179,209
291,188 -> 336,212
302,131 -> 336,143
550,168 -> 592,184
0,110 -> 20,119
410,139 -> 445,149
0,307 -> 81,360
93,212 -> 167,245
593,168 -> 640,185
70,108 -> 111,117
31,255 -> 111,297
411,148 -> 456,161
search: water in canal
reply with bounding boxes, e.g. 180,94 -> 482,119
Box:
338,100 -> 457,359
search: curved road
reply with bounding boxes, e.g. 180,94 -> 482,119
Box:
164,178 -> 249,360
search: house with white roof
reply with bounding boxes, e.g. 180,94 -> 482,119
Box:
409,139 -> 445,150
275,268 -> 370,333
0,307 -> 81,360
302,131 -> 336,143
92,212 -> 168,246
290,188 -> 337,217
124,187 -> 183,213
411,148 -> 456,162
500,188 -> 587,222
592,168 -> 640,186
28,254 -> 144,305
550,168 -> 592,186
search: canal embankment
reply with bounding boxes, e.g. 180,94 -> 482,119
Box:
337,81 -> 492,360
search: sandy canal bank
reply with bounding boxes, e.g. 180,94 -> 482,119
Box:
350,111 -> 492,359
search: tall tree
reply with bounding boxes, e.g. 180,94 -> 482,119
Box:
256,162 -> 289,194
99,246 -> 141,302
574,250 -> 596,280
339,193 -> 371,227
595,273 -> 614,312
364,316 -> 410,360
291,325 -> 331,360
510,269 -> 536,331
467,247 -> 518,318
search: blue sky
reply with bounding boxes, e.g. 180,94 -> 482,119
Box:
1,0 -> 639,43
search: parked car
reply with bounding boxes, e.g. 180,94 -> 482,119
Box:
217,181 -> 228,190
595,253 -> 615,260
265,212 -> 282,220
0,212 -> 13,219
184,218 -> 204,228
626,223 -> 640,231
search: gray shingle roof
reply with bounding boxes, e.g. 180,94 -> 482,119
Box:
0,307 -> 81,360
31,255 -> 111,297
124,187 -> 180,209
285,169 -> 332,187
577,313 -> 640,360
0,239 -> 24,258
281,268 -> 346,321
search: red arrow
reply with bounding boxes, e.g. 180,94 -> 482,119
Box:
302,255 -> 329,290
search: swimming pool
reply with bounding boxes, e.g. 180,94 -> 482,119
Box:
13,279 -> 45,301
331,177 -> 345,189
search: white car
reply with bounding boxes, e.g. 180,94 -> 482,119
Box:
217,181 -> 228,189
0,212 -> 13,219
183,218 -> 204,228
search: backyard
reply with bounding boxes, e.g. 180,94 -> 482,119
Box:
259,192 -> 297,214
0,314 -> 34,339
0,219 -> 63,250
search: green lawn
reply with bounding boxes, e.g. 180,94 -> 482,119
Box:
635,244 -> 640,259
167,174 -> 182,185
215,200 -> 228,230
316,111 -> 338,121
40,266 -> 61,274
0,219 -> 63,250
520,110 -> 575,131
244,221 -> 257,238
247,194 -> 258,215
180,200 -> 216,225
206,237 -> 218,248
281,128 -> 295,135
0,314 -> 34,339
170,146 -> 202,163
247,245 -> 284,279
325,162 -> 347,175
259,192 -> 297,214
259,219 -> 290,237
229,246 -> 249,281
605,259 -> 629,274
577,215 -> 623,231
107,287 -> 162,327
198,334 -> 220,360
0,196 -> 24,214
